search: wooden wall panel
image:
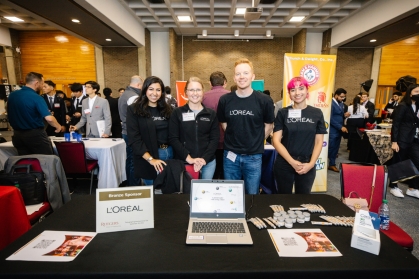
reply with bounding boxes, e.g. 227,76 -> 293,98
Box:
18,31 -> 96,85
379,35 -> 419,86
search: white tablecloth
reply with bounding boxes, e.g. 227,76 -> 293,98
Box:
0,138 -> 126,189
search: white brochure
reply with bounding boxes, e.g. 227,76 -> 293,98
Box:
96,186 -> 154,233
7,231 -> 96,262
268,229 -> 342,257
96,120 -> 105,138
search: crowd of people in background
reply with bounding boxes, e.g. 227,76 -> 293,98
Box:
5,59 -> 419,198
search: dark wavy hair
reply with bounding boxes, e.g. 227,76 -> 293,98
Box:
132,76 -> 172,118
352,96 -> 361,115
402,84 -> 419,106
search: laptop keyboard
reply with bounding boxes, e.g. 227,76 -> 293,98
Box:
192,222 -> 245,233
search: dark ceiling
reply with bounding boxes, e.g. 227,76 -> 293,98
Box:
341,8 -> 419,48
7,0 -> 135,46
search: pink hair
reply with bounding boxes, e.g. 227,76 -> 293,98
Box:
287,77 -> 309,91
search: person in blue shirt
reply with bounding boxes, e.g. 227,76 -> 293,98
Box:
7,72 -> 62,155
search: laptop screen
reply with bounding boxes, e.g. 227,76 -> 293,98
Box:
190,180 -> 245,218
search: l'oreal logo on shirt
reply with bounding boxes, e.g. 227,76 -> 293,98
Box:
286,117 -> 314,123
229,110 -> 254,116
152,116 -> 166,121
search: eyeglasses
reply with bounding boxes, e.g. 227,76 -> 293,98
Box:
187,89 -> 202,93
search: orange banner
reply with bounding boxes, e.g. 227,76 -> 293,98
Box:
283,53 -> 337,192
176,81 -> 187,107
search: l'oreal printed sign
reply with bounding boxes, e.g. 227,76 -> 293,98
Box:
96,186 -> 154,233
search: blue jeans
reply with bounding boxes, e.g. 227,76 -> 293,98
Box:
143,146 -> 173,186
122,134 -> 141,186
223,150 -> 262,194
201,159 -> 216,179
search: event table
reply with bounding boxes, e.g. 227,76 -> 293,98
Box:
0,186 -> 31,250
1,194 -> 418,278
349,130 -> 393,165
365,130 -> 393,164
0,138 -> 126,189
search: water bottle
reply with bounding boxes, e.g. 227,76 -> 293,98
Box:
379,199 -> 390,230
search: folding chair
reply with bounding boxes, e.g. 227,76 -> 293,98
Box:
184,164 -> 200,179
14,158 -> 52,225
340,163 -> 414,251
54,141 -> 99,194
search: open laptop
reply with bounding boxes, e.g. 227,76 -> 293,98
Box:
186,179 -> 253,245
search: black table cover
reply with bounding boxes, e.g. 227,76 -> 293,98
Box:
0,194 -> 418,279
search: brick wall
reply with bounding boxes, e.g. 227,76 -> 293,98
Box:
292,29 -> 306,54
103,47 -> 139,97
174,36 -> 292,102
335,48 -> 374,103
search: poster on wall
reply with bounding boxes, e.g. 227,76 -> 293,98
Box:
176,81 -> 187,107
283,53 -> 337,192
251,80 -> 265,92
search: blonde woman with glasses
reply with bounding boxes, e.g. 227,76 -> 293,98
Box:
169,77 -> 219,179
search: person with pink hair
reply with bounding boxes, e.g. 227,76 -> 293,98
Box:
272,77 -> 327,194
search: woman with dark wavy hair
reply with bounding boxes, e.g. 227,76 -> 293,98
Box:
390,83 -> 419,199
126,76 -> 173,185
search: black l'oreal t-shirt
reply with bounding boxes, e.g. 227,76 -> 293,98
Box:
274,105 -> 327,158
217,91 -> 274,154
149,106 -> 169,145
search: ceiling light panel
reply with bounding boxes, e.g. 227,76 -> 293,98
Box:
177,15 -> 192,22
289,16 -> 305,22
4,16 -> 24,22
236,8 -> 246,15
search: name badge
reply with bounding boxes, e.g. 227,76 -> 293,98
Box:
226,151 -> 237,163
288,109 -> 301,118
182,112 -> 195,121
84,109 -> 91,115
54,103 -> 60,108
78,105 -> 83,107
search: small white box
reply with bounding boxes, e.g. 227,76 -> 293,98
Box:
350,210 -> 381,255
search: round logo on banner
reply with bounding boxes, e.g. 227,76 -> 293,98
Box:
300,64 -> 320,85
